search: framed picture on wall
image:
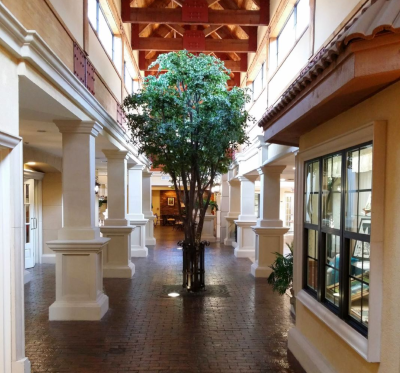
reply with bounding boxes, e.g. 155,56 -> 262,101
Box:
168,197 -> 175,206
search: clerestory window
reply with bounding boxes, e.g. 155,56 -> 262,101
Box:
269,0 -> 310,72
304,143 -> 373,337
88,0 -> 122,73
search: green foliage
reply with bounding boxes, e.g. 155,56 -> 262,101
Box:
267,242 -> 294,296
208,200 -> 219,212
123,51 -> 251,243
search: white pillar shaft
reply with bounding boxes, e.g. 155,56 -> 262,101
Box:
142,172 -> 152,216
257,165 -> 286,227
128,166 -> 144,219
103,150 -> 128,226
227,180 -> 240,217
238,177 -> 256,221
56,121 -> 101,240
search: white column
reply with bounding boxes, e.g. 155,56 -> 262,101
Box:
219,173 -> 229,243
142,169 -> 156,246
251,165 -> 289,277
128,165 -> 148,257
100,150 -> 135,278
234,175 -> 257,258
47,121 -> 109,321
224,178 -> 240,246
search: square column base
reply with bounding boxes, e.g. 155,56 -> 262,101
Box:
128,218 -> 149,257
234,220 -> 256,258
47,238 -> 110,321
144,215 -> 156,245
100,226 -> 135,278
251,226 -> 290,278
49,293 -> 109,321
224,216 -> 238,247
251,260 -> 273,277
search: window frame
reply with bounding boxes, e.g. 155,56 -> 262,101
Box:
294,121 -> 386,362
303,143 -> 372,337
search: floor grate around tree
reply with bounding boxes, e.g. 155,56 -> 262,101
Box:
161,285 -> 230,298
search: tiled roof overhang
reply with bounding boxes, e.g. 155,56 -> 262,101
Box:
259,0 -> 400,146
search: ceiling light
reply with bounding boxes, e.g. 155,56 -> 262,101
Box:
26,162 -> 36,165
168,292 -> 180,298
37,130 -> 47,133
280,178 -> 285,182
293,167 -> 296,170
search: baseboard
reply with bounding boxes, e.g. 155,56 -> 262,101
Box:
12,357 -> 31,373
131,247 -> 148,257
41,254 -> 56,264
288,327 -> 335,373
24,270 -> 32,284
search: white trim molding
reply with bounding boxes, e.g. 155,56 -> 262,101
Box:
293,121 -> 386,363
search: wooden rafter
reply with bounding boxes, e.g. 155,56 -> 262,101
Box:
122,7 -> 268,26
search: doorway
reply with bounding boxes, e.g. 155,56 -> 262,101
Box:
24,179 -> 37,269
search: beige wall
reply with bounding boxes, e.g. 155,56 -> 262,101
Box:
152,190 -> 161,219
42,173 -> 62,255
314,0 -> 364,52
49,0 -> 84,47
297,80 -> 400,372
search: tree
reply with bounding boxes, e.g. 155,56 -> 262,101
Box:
123,51 -> 251,291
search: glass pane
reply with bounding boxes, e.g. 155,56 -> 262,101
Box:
25,205 -> 29,224
322,154 -> 342,229
296,0 -> 310,37
278,12 -> 295,64
269,39 -> 277,72
98,8 -> 113,58
325,267 -> 340,307
25,224 -> 30,244
361,283 -> 369,326
326,234 -> 340,266
88,0 -> 97,28
308,229 -> 318,258
25,184 -> 29,204
350,239 -> 370,281
345,145 -> 372,234
305,160 -> 319,225
349,279 -> 363,323
307,258 -> 318,290
113,36 -> 122,74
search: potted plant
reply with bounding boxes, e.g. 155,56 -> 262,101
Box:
267,242 -> 295,313
124,51 -> 251,292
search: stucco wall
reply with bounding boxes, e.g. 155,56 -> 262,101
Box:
297,80 -> 400,372
42,172 -> 62,256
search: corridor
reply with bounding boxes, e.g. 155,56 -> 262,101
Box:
24,227 -> 304,373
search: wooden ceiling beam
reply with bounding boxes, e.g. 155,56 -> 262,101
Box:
166,24 -> 186,36
132,37 -> 256,52
140,56 -> 247,71
122,7 -> 268,25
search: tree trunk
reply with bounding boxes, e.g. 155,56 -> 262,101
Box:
181,241 -> 206,291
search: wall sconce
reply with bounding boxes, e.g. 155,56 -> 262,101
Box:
95,177 -> 100,194
211,184 -> 221,194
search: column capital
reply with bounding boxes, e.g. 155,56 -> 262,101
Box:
54,120 -> 102,137
128,164 -> 145,171
227,178 -> 240,186
142,167 -> 153,177
102,149 -> 129,160
237,174 -> 258,183
257,165 -> 286,176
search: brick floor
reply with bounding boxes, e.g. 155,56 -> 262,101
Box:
25,226 -> 305,373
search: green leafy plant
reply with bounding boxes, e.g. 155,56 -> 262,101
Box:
267,242 -> 295,304
123,51 -> 251,291
206,200 -> 219,212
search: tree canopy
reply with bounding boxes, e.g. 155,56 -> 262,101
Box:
123,51 -> 251,243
